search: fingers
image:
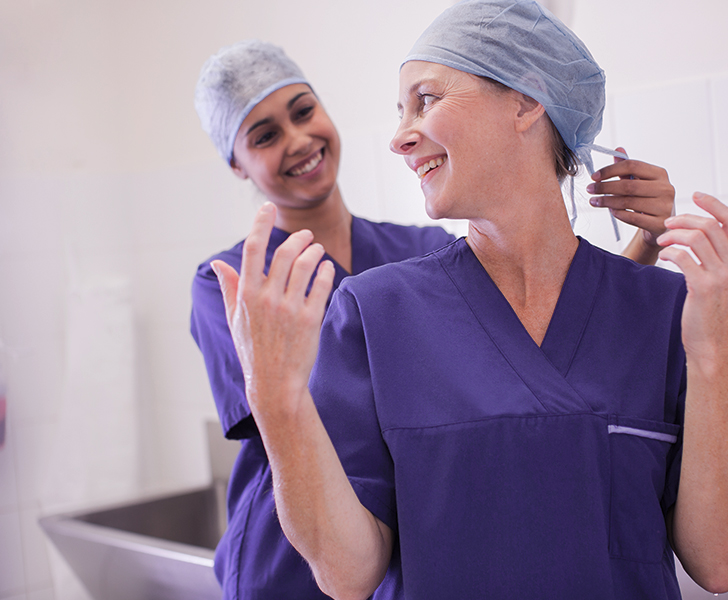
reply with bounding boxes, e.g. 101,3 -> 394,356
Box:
660,207 -> 728,266
242,203 -> 278,294
267,229 -> 316,294
307,261 -> 336,316
658,245 -> 703,280
593,158 -> 670,183
211,260 -> 241,328
285,242 -> 327,297
587,149 -> 676,246
659,226 -> 724,272
693,191 -> 728,226
237,201 -> 335,317
611,208 -> 666,232
657,193 -> 728,278
588,178 -> 672,204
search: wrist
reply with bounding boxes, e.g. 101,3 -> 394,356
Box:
247,374 -> 310,416
686,349 -> 728,382
641,228 -> 660,248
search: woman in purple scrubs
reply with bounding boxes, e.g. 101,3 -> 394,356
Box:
193,36 -> 680,599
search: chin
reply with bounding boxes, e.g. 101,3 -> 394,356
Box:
424,198 -> 453,221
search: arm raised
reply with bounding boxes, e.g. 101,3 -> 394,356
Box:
212,202 -> 393,599
658,192 -> 728,593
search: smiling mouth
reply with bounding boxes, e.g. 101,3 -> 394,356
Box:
287,149 -> 324,177
417,156 -> 447,179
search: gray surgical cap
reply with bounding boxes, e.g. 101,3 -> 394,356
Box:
405,0 -> 625,237
194,40 -> 309,164
404,0 -> 618,174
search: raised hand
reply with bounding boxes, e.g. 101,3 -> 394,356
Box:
659,192 -> 728,592
211,202 -> 335,418
658,192 -> 728,366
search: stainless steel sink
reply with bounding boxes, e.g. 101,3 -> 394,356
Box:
38,415 -> 720,600
39,482 -> 226,600
38,479 -> 722,600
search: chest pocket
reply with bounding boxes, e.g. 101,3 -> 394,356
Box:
608,415 -> 681,563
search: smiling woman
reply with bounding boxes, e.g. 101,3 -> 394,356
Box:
229,84 -> 342,212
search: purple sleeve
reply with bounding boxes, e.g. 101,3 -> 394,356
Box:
190,259 -> 256,439
310,288 -> 398,531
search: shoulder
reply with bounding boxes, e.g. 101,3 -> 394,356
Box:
590,240 -> 683,286
339,239 -> 458,301
354,217 -> 456,256
585,239 -> 686,307
192,239 -> 245,290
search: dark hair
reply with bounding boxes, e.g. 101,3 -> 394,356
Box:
478,76 -> 580,183
547,119 -> 579,183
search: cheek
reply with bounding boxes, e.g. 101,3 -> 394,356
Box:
247,155 -> 283,190
319,119 -> 340,151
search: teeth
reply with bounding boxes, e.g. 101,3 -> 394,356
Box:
288,150 -> 323,176
416,156 -> 446,179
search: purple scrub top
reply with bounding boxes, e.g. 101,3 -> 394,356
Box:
311,237 -> 687,599
190,216 -> 454,599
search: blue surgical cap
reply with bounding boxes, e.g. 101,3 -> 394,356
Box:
404,0 -> 624,236
405,0 -> 612,171
194,40 -> 310,165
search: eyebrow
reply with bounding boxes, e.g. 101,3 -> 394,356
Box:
287,91 -> 311,109
245,91 -> 313,137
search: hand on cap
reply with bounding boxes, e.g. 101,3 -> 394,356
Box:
587,148 -> 675,247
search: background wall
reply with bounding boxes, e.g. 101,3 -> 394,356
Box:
0,1 -> 726,599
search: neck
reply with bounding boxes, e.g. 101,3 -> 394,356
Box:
273,184 -> 353,273
465,178 -> 579,346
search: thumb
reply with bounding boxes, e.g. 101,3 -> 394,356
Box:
211,260 -> 240,330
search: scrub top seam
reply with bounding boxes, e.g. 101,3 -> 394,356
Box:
380,411 -> 608,435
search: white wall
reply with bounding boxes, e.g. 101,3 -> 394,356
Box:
0,1 -> 726,599
570,0 -> 728,259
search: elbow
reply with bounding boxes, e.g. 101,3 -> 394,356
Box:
701,581 -> 728,596
681,559 -> 728,595
697,572 -> 728,595
314,571 -> 380,600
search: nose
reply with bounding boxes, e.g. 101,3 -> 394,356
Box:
287,125 -> 313,156
389,119 -> 419,155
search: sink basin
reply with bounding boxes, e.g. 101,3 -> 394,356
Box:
38,475 -> 719,599
39,483 -> 226,600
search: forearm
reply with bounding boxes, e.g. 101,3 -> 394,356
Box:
672,356 -> 728,593
621,232 -> 660,266
212,205 -> 393,597
253,383 -> 393,600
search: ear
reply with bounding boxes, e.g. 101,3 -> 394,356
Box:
230,158 -> 249,181
513,93 -> 546,134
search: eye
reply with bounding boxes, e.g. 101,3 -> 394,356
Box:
253,130 -> 277,147
417,92 -> 438,110
295,105 -> 314,120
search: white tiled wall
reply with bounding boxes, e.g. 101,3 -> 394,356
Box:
1,0 -> 726,599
